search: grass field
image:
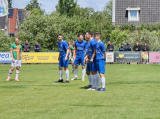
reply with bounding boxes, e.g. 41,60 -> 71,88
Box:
1,64 -> 160,119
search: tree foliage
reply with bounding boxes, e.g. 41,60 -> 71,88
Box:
8,0 -> 12,8
0,30 -> 12,50
25,0 -> 42,11
56,0 -> 77,17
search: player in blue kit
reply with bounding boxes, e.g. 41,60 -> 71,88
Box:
94,32 -> 106,91
84,31 -> 99,90
83,34 -> 92,88
71,33 -> 87,81
55,34 -> 70,83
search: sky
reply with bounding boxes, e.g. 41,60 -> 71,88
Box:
12,0 -> 110,13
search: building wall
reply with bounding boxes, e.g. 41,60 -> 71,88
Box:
115,0 -> 160,26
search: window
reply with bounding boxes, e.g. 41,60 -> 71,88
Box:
126,8 -> 140,22
130,11 -> 137,20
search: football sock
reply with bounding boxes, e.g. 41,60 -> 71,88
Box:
75,69 -> 78,77
82,69 -> 85,79
72,65 -> 75,70
88,74 -> 92,85
92,75 -> 96,88
59,70 -> 63,80
101,77 -> 105,88
65,70 -> 69,81
8,69 -> 13,78
15,70 -> 19,79
95,74 -> 99,88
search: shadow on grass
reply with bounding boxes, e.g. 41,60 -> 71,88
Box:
106,81 -> 160,85
1,85 -> 27,88
70,104 -> 117,107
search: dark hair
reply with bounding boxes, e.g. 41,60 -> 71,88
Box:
57,34 -> 62,37
86,31 -> 93,37
78,33 -> 83,37
94,32 -> 101,36
121,43 -> 123,45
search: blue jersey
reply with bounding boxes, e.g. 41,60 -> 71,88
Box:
58,40 -> 68,57
96,41 -> 106,60
88,39 -> 97,59
86,42 -> 89,55
75,40 -> 87,57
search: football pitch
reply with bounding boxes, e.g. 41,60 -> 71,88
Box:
0,64 -> 160,119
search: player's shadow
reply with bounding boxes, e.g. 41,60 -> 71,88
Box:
106,80 -> 160,85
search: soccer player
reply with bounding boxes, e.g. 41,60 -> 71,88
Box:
71,33 -> 87,81
95,32 -> 106,91
6,36 -> 23,81
84,31 -> 99,90
84,34 -> 92,88
70,41 -> 75,73
55,34 -> 70,83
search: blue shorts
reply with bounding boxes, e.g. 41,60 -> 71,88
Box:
74,56 -> 85,66
86,62 -> 91,71
96,59 -> 105,74
59,57 -> 69,67
90,58 -> 98,72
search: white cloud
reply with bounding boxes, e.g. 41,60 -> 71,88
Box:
12,0 -> 110,13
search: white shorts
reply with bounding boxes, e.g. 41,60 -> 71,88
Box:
71,58 -> 74,63
11,60 -> 21,67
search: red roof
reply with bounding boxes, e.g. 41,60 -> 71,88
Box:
9,8 -> 18,33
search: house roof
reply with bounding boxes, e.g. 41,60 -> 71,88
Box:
9,8 -> 18,33
0,16 -> 6,29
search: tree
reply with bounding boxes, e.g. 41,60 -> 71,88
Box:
0,30 -> 12,50
8,0 -> 12,8
25,0 -> 42,11
56,0 -> 77,17
102,0 -> 113,21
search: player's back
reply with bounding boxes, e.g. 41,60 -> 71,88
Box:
88,39 -> 97,59
96,41 -> 106,60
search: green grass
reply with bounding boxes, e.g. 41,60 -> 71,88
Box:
1,64 -> 160,119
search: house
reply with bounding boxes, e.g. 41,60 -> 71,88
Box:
112,0 -> 160,26
8,8 -> 19,37
0,8 -> 31,37
0,15 -> 9,34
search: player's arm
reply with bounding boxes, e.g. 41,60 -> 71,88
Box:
84,54 -> 89,64
10,45 -> 15,63
65,42 -> 69,61
20,46 -> 23,63
20,51 -> 23,63
73,43 -> 77,60
103,51 -> 107,65
10,49 -> 15,63
90,49 -> 96,62
65,49 -> 69,61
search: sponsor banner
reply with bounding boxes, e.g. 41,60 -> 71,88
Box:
22,52 -> 59,63
141,52 -> 149,62
149,52 -> 160,62
114,52 -> 141,63
106,52 -> 114,62
0,52 -> 12,63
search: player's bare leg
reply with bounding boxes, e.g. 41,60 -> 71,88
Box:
6,67 -> 14,81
